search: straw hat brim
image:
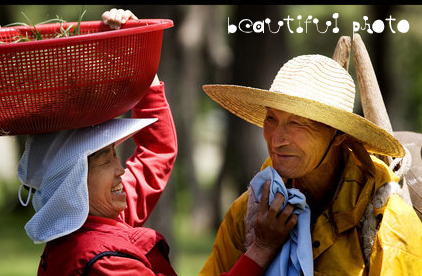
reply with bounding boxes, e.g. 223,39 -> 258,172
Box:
203,84 -> 405,158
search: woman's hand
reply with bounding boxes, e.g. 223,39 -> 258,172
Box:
245,181 -> 298,269
102,9 -> 160,86
102,8 -> 138,30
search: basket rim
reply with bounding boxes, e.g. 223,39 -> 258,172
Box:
0,19 -> 173,50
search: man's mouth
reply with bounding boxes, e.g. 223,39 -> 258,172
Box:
273,152 -> 296,158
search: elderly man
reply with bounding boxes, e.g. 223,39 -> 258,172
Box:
199,54 -> 422,276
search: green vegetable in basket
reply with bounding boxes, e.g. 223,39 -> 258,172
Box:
1,7 -> 87,43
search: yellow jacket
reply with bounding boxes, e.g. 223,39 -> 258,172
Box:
199,151 -> 422,276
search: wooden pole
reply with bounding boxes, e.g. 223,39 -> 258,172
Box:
353,33 -> 414,206
332,36 -> 351,71
353,34 -> 394,135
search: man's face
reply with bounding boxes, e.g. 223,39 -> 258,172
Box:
263,107 -> 336,179
87,144 -> 126,219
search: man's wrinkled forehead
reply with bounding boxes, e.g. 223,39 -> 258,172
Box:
265,107 -> 307,120
265,106 -> 330,128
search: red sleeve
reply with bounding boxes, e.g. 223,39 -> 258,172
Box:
88,256 -> 164,276
88,256 -> 154,276
119,81 -> 177,226
220,255 -> 264,276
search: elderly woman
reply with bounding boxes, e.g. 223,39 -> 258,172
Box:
199,54 -> 422,275
16,9 -> 178,275
17,9 -> 299,276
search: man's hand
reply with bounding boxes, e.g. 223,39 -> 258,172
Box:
245,181 -> 298,269
102,8 -> 138,30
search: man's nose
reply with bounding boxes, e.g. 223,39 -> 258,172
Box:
272,124 -> 291,147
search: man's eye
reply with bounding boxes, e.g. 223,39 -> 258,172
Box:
289,120 -> 303,126
266,115 -> 275,122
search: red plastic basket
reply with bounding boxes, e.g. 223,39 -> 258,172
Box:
0,19 -> 173,135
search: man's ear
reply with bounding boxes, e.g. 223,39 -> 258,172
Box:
343,136 -> 376,177
334,132 -> 347,146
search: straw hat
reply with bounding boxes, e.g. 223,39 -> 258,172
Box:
203,54 -> 404,158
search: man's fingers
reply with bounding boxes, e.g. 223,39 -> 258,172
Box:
278,204 -> 294,222
258,181 -> 271,214
268,192 -> 285,217
284,213 -> 298,230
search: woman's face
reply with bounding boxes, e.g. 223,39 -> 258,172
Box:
87,144 -> 126,219
263,107 -> 337,179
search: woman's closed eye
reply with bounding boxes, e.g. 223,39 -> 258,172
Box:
100,159 -> 112,166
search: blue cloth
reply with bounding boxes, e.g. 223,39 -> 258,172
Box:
250,166 -> 313,276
